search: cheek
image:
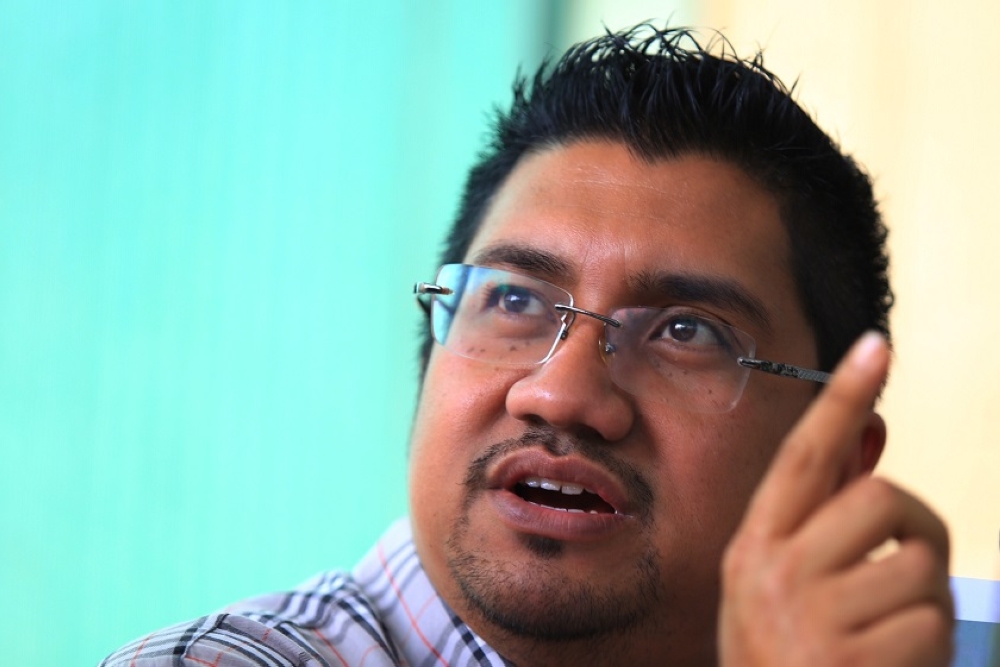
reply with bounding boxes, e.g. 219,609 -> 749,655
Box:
684,391 -> 812,519
411,354 -> 509,451
643,409 -> 788,546
408,351 -> 519,512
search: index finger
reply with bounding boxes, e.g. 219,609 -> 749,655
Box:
744,331 -> 890,538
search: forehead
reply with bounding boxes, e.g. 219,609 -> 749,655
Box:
464,141 -> 803,339
469,142 -> 787,264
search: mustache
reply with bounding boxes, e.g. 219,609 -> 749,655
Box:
462,425 -> 655,519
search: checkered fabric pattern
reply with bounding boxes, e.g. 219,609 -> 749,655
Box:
100,519 -> 513,667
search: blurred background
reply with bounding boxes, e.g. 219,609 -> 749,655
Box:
2,1 -> 998,664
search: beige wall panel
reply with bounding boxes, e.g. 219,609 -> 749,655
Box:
701,0 -> 1000,580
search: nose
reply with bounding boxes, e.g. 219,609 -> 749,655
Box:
505,318 -> 636,442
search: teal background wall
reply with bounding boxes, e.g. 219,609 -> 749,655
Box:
0,2 -> 550,663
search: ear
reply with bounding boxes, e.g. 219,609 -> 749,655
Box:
838,411 -> 886,486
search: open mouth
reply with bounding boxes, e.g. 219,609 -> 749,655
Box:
512,476 -> 618,514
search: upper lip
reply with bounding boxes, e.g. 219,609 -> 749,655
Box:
487,448 -> 633,515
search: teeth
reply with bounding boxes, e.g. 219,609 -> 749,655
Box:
526,502 -> 611,515
522,477 -> 589,495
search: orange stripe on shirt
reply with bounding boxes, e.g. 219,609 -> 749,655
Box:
378,541 -> 449,666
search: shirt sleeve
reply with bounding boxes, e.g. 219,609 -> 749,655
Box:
98,613 -> 325,667
97,574 -> 402,667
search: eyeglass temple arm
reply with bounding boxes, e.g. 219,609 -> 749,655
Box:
414,281 -> 453,315
414,282 -> 451,295
737,357 -> 831,384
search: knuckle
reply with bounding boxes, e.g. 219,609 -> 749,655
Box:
778,537 -> 810,576
912,604 -> 954,645
721,536 -> 798,605
924,506 -> 951,557
847,477 -> 902,523
756,552 -> 799,604
854,476 -> 897,510
721,536 -> 755,584
900,540 -> 939,584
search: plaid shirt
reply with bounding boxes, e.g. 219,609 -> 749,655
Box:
100,519 -> 513,667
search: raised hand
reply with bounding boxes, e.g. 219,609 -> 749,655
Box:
719,333 -> 953,667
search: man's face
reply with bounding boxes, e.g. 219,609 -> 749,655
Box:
409,141 -> 819,657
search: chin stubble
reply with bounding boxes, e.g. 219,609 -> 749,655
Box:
446,426 -> 663,642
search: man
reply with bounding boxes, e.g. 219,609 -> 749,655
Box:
102,25 -> 952,667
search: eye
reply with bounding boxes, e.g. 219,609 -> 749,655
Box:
485,283 -> 549,316
654,315 -> 726,347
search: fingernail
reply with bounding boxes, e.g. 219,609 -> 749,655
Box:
848,331 -> 886,368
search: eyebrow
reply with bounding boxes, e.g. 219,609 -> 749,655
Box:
470,244 -> 573,281
630,270 -> 773,335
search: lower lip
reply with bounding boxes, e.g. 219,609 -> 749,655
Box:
488,489 -> 632,541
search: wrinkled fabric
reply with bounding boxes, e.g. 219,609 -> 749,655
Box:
100,519 -> 512,667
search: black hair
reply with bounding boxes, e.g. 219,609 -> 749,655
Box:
419,24 -> 892,376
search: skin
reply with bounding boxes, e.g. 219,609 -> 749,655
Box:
408,141 -> 951,666
720,332 -> 953,667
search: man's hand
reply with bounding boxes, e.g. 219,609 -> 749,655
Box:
719,333 -> 953,667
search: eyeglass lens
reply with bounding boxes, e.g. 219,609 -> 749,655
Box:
431,264 -> 570,365
427,264 -> 759,413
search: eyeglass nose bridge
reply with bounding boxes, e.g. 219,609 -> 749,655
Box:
540,304 -> 624,371
554,304 -> 621,334
553,304 -> 621,339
